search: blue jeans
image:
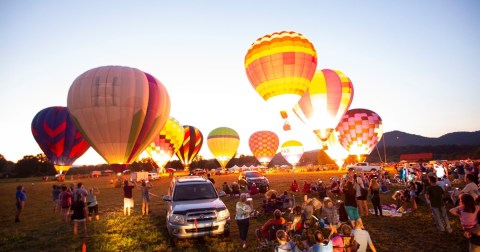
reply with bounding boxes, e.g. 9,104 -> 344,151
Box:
236,218 -> 250,241
431,206 -> 451,231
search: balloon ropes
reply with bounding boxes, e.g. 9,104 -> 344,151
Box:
145,117 -> 184,173
31,106 -> 90,174
175,125 -> 203,171
280,140 -> 304,168
293,69 -> 354,148
336,109 -> 383,162
67,66 -> 171,172
248,131 -> 279,167
207,127 -> 240,169
245,31 -> 317,131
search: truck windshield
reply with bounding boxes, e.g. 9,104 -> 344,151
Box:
173,183 -> 218,201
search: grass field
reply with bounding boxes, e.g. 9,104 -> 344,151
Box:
0,171 -> 469,251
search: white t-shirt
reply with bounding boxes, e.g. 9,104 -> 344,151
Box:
462,182 -> 479,199
352,228 -> 372,252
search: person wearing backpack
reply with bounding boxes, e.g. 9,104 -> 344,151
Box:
352,220 -> 377,252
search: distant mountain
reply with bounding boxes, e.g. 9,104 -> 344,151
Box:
378,130 -> 480,147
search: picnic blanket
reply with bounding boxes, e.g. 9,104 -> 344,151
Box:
368,204 -> 412,217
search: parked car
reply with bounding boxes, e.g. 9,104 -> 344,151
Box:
346,162 -> 382,172
192,168 -> 206,176
163,176 -> 230,239
215,168 -> 228,175
148,173 -> 160,181
238,171 -> 269,190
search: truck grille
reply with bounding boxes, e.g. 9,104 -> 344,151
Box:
186,210 -> 217,224
185,226 -> 219,233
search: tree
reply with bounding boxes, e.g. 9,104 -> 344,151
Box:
0,154 -> 14,173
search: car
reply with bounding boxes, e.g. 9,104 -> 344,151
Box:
238,171 -> 269,190
148,173 -> 160,181
215,168 -> 228,175
192,168 -> 206,176
162,176 -> 230,239
346,162 -> 382,172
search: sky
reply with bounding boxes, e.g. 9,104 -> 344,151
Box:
0,1 -> 479,165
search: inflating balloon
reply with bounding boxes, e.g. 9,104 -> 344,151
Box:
67,66 -> 171,172
207,127 -> 240,169
245,31 -> 317,130
323,131 -> 349,169
280,140 -> 304,167
336,109 -> 383,162
293,69 -> 354,148
175,125 -> 203,171
248,131 -> 279,167
31,106 -> 89,174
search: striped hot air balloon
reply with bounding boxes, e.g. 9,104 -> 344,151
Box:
245,31 -> 317,130
31,106 -> 90,174
145,117 -> 184,173
336,109 -> 383,162
248,131 -> 279,167
280,140 -> 304,167
175,125 -> 203,171
67,66 -> 171,172
207,127 -> 240,169
293,69 -> 354,148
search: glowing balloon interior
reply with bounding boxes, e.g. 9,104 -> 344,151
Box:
207,127 -> 240,169
323,131 -> 349,169
31,106 -> 90,174
67,66 -> 171,172
280,140 -> 304,167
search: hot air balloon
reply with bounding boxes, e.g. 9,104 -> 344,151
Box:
248,131 -> 279,167
145,117 -> 184,173
280,140 -> 304,167
293,69 -> 354,148
175,125 -> 203,171
207,127 -> 240,169
31,106 -> 90,174
323,131 -> 349,170
336,109 -> 383,162
67,66 -> 171,172
245,31 -> 317,131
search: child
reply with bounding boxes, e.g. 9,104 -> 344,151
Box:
72,192 -> 87,236
450,193 -> 480,233
321,197 -> 339,232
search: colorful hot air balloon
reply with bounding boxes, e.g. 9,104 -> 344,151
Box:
293,69 -> 354,148
67,66 -> 171,172
323,131 -> 349,170
145,117 -> 184,173
336,109 -> 383,162
175,125 -> 203,171
245,31 -> 317,130
280,140 -> 304,167
31,106 -> 90,174
207,127 -> 240,169
248,131 -> 279,167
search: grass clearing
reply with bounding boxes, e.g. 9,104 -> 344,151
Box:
0,172 -> 468,251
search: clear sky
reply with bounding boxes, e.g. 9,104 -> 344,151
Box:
1,1 -> 479,165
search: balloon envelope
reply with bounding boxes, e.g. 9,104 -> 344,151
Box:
207,127 -> 240,168
336,109 -> 383,161
31,106 -> 90,174
280,140 -> 304,166
145,117 -> 184,173
323,131 -> 349,169
67,66 -> 171,171
245,31 -> 317,125
248,131 -> 279,166
293,69 -> 354,144
175,125 -> 203,170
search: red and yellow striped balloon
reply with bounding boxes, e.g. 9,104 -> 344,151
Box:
175,125 -> 203,170
336,109 -> 383,162
293,69 -> 354,146
248,131 -> 279,166
245,31 -> 317,127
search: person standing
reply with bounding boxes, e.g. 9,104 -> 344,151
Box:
235,194 -> 253,249
344,181 -> 362,227
87,186 -> 100,221
72,192 -> 87,237
355,175 -> 368,217
369,177 -> 382,216
352,220 -> 377,252
52,185 -> 61,214
15,185 -> 26,223
207,173 -> 215,185
123,180 -> 136,216
141,180 -> 153,216
60,185 -> 72,222
426,176 -> 452,233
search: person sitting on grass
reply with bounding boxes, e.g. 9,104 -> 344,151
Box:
256,209 -> 286,244
222,181 -> 232,195
450,193 -> 480,233
302,181 -> 312,194
275,229 -> 301,252
291,180 -> 299,192
250,183 -> 259,195
307,228 -> 336,252
231,182 -> 241,196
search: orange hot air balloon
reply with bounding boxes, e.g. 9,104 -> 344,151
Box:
245,31 -> 317,130
293,69 -> 354,148
336,109 -> 383,162
248,131 -> 279,167
280,140 -> 304,167
67,66 -> 171,172
145,117 -> 184,173
207,127 -> 240,169
323,131 -> 349,170
175,125 -> 203,171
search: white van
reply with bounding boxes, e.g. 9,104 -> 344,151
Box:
148,173 -> 160,181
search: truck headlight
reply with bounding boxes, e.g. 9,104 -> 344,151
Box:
217,209 -> 230,220
170,214 -> 186,224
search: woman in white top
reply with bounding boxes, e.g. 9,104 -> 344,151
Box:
236,194 -> 253,249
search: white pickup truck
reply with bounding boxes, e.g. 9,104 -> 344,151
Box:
346,162 -> 382,172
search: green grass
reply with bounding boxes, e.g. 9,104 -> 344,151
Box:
0,172 -> 468,251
